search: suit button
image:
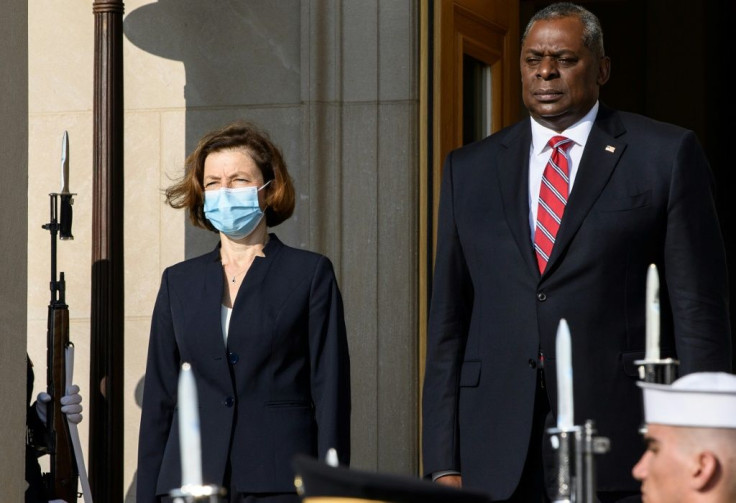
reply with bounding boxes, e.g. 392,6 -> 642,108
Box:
228,352 -> 239,364
537,292 -> 547,302
528,358 -> 537,369
224,396 -> 234,407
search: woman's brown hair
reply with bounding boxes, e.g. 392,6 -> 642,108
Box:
165,120 -> 295,231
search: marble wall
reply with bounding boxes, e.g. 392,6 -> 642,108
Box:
26,1 -> 419,499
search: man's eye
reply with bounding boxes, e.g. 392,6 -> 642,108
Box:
526,58 -> 541,65
643,438 -> 658,454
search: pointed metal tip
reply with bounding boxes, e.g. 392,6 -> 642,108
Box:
60,131 -> 70,194
325,448 -> 339,467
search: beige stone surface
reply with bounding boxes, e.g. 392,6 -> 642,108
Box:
124,316 -> 152,501
159,112 -> 187,268
28,1 -> 94,114
29,1 -> 187,498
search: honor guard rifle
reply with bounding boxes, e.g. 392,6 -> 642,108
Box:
41,130 -> 79,502
546,320 -> 610,503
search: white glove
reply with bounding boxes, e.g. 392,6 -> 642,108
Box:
61,384 -> 83,424
35,385 -> 83,425
35,391 -> 52,424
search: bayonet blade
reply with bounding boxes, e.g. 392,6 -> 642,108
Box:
59,131 -> 74,240
60,131 -> 70,194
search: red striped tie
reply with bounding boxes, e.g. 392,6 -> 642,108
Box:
534,135 -> 573,273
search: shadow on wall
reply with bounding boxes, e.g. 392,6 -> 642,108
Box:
124,376 -> 145,502
123,0 -> 302,258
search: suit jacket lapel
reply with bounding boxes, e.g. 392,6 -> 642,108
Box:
545,105 -> 627,273
203,246 -> 228,352
497,121 -> 539,277
228,235 -> 283,350
177,245 -> 229,358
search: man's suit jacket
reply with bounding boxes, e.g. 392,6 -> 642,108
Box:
137,234 -> 351,503
422,104 -> 732,499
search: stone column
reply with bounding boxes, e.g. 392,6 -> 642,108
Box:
0,0 -> 28,500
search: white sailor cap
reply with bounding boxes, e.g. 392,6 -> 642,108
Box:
638,372 -> 736,429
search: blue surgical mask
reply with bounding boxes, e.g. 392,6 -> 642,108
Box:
203,181 -> 271,240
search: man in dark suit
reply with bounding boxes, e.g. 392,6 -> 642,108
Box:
421,3 -> 732,503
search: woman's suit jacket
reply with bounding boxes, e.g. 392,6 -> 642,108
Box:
422,104 -> 732,498
137,234 -> 350,502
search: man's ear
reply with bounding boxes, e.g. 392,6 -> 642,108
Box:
691,450 -> 720,491
597,56 -> 611,86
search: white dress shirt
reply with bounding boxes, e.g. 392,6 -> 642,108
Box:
221,304 -> 232,344
528,101 -> 599,241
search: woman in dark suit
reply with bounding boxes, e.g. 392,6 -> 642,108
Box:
136,121 -> 351,503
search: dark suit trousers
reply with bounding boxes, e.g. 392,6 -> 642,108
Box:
499,370 -> 641,503
223,459 -> 300,503
496,369 -> 549,503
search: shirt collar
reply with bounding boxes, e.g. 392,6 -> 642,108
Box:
530,101 -> 599,156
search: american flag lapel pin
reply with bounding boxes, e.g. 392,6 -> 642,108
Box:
605,145 -> 616,153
